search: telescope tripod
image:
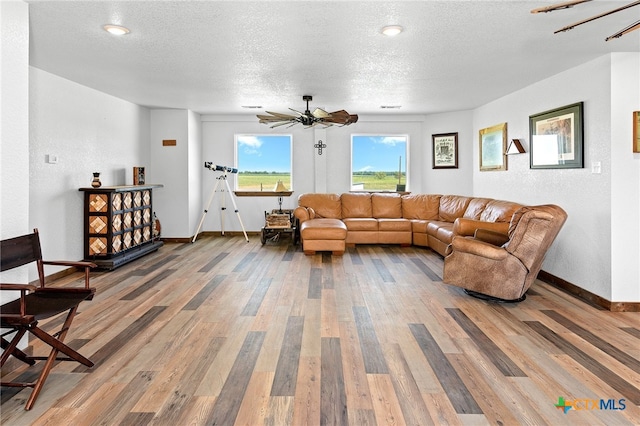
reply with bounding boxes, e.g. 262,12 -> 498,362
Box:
192,172 -> 249,243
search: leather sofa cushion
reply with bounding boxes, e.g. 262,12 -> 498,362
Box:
453,218 -> 510,237
299,193 -> 342,219
463,198 -> 492,219
426,221 -> 449,236
411,219 -> 430,233
480,200 -> 523,223
439,195 -> 472,222
372,193 -> 402,218
401,194 -> 441,220
343,218 -> 378,231
341,193 -> 372,218
436,225 -> 455,244
300,219 -> 347,240
378,219 -> 411,232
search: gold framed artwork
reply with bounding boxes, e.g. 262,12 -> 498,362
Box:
479,123 -> 507,171
634,111 -> 640,153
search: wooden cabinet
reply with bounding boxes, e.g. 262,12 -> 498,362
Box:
79,185 -> 163,269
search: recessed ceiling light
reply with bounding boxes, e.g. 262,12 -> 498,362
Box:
381,25 -> 403,36
241,105 -> 263,109
103,24 -> 130,36
380,105 -> 402,109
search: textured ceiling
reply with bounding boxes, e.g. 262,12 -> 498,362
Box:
27,1 -> 640,115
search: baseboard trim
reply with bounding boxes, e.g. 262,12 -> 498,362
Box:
537,270 -> 640,312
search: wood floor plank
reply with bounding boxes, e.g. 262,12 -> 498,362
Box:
338,321 -> 373,411
308,267 -> 323,299
206,331 -> 266,425
371,258 -> 395,283
240,277 -> 272,316
182,274 -> 226,311
292,356 -> 321,426
408,323 -> 483,414
91,371 -> 156,425
73,305 -> 167,373
321,289 -> 340,338
385,343 -> 434,426
525,320 -> 640,405
320,337 -> 348,426
119,268 -> 178,301
234,371 -> 275,426
542,309 -> 640,374
446,308 -> 527,377
265,395 -> 294,426
271,316 -> 304,397
410,257 -> 441,281
352,306 -> 389,374
198,252 -> 229,273
367,373 -> 405,425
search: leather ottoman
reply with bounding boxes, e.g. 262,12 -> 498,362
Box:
300,218 -> 347,256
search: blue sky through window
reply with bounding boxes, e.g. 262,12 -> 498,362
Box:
352,135 -> 407,172
236,135 -> 292,173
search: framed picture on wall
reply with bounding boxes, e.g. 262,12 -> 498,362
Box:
432,132 -> 458,169
530,102 -> 584,169
479,123 -> 507,171
133,167 -> 145,185
633,111 -> 640,153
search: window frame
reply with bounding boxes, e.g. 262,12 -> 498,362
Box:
350,133 -> 410,192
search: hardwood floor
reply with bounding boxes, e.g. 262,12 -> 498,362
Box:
1,235 -> 639,425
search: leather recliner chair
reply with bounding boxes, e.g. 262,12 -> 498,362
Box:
442,204 -> 568,302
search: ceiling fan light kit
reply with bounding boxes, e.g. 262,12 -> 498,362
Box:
257,96 -> 358,128
532,0 -> 640,40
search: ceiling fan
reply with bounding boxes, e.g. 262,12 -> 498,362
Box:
257,95 -> 358,128
531,0 -> 640,41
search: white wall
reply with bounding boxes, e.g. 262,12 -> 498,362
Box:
472,54 -> 639,302
423,110 -> 474,195
149,110 -> 189,238
188,110 -> 202,235
29,68 -> 150,268
610,53 -> 640,302
0,0 -> 30,294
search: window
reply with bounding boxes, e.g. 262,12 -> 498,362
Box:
235,134 -> 292,191
351,135 -> 408,191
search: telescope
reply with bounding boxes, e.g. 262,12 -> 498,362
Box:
204,162 -> 238,174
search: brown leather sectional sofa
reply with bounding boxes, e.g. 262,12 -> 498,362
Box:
294,192 -> 523,256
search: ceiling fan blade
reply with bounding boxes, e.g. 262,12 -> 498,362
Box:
530,0 -> 591,14
554,0 -> 640,33
288,108 -> 306,116
606,19 -> 640,40
257,114 -> 286,121
321,110 -> 350,123
265,111 -> 298,119
311,108 -> 331,118
269,121 -> 295,128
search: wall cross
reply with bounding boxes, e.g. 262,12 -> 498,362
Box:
314,140 -> 327,155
